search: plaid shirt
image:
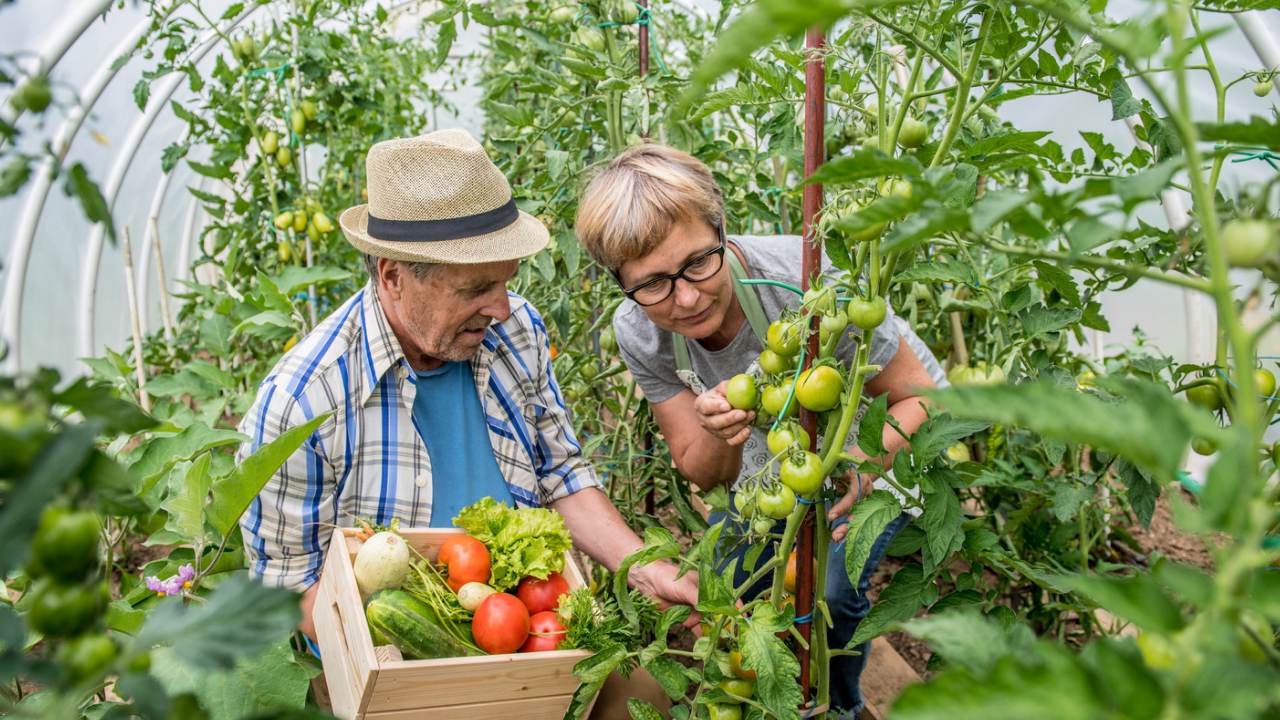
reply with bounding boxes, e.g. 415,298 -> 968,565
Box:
238,282 -> 599,590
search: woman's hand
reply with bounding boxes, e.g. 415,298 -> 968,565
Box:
693,380 -> 756,446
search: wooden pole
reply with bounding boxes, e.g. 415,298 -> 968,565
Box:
148,216 -> 175,345
122,227 -> 151,412
797,26 -> 826,703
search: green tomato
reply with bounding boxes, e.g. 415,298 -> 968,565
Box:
718,678 -> 756,701
11,76 -> 52,113
577,27 -> 606,52
847,296 -> 887,330
613,0 -> 639,23
29,508 -> 101,583
300,99 -> 318,120
757,484 -> 796,520
27,580 -> 106,638
1137,632 -> 1176,671
760,383 -> 796,418
1191,437 -> 1216,456
276,146 -> 293,167
291,109 -> 307,135
879,178 -> 913,200
795,366 -> 843,412
897,117 -> 928,148
819,313 -> 849,346
1185,383 -> 1223,411
1255,368 -> 1277,398
708,703 -> 743,720
780,451 -> 824,495
549,5 -> 577,22
766,319 -> 803,357
260,130 -> 279,155
945,442 -> 971,463
802,285 -> 837,315
767,422 -> 810,456
1255,79 -> 1273,97
968,362 -> 1007,385
57,634 -> 117,686
751,517 -> 775,535
732,487 -> 758,517
725,374 -> 759,410
1221,219 -> 1274,268
758,349 -> 790,376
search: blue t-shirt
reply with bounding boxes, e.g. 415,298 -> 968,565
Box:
411,361 -> 513,527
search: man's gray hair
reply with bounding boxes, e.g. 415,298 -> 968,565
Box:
363,253 -> 441,281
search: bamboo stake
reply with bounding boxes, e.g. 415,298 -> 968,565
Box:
291,16 -> 317,327
122,227 -> 150,412
148,216 -> 175,345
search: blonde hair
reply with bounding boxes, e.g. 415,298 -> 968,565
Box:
575,143 -> 725,271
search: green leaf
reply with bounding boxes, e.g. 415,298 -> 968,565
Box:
969,190 -> 1033,234
921,486 -> 964,570
1049,484 -> 1093,522
133,575 -> 301,669
1113,158 -> 1180,201
150,641 -> 313,720
627,698 -> 665,720
144,370 -> 219,399
205,414 -> 328,537
1108,76 -> 1142,120
964,131 -> 1051,158
676,0 -> 865,112
850,563 -> 928,645
1032,261 -> 1080,306
881,206 -> 968,255
133,78 -> 150,110
807,148 -> 923,185
844,490 -> 902,585
1066,217 -> 1116,255
741,606 -> 804,719
925,378 -> 1191,481
129,422 -> 246,495
63,163 -> 115,244
162,453 -> 212,543
900,611 -> 1036,674
1199,427 -> 1256,534
1116,461 -> 1158,527
1197,116 -> 1280,150
910,414 -> 990,466
1019,306 -> 1082,338
857,393 -> 889,457
1055,573 -> 1185,633
271,265 -> 353,296
0,156 -> 31,197
188,159 -> 232,180
896,261 -> 978,286
54,378 -> 155,433
232,311 -> 294,338
185,361 -> 235,390
641,655 -> 688,701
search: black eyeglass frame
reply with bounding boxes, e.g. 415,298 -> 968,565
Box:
612,224 -> 728,307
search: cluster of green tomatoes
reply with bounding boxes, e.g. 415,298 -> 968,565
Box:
721,285 -> 888,532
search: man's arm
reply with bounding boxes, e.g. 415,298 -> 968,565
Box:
550,488 -> 699,617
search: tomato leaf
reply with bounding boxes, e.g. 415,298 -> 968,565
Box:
900,611 -> 1036,675
150,641 -> 314,720
850,563 -> 929,645
969,189 -> 1033,234
1054,573 -> 1185,633
807,148 -> 923,185
741,604 -> 803,719
641,655 -> 689,701
910,414 -> 990,466
1196,115 -> 1280,150
843,490 -> 901,586
857,393 -> 889,457
921,485 -> 964,571
627,699 -> 666,720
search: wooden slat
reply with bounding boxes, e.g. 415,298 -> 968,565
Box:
323,528 -> 381,717
361,693 -> 576,720
365,651 -> 585,712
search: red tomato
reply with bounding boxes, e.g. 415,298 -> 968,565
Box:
472,593 -> 530,655
520,611 -> 567,652
437,535 -> 491,592
516,572 -> 570,614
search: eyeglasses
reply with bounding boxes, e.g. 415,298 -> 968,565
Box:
616,226 -> 727,307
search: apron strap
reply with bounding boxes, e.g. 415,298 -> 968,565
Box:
672,243 -> 769,375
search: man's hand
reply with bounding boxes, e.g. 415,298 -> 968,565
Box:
828,471 -> 876,543
630,560 -> 701,631
694,381 -> 756,446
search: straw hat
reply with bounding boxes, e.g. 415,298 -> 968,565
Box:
339,129 -> 549,264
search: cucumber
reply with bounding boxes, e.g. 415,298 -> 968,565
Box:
365,590 -> 475,659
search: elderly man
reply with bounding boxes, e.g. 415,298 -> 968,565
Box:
237,130 -> 696,675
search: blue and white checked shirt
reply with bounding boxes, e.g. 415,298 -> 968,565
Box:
238,282 -> 600,590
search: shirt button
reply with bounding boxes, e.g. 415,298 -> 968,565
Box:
415,473 -> 428,487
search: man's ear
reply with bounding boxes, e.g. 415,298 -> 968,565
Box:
377,258 -> 404,299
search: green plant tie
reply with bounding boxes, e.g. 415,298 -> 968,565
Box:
738,277 -> 804,297
1215,143 -> 1280,171
247,62 -> 291,80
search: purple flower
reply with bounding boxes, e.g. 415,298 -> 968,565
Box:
146,563 -> 198,597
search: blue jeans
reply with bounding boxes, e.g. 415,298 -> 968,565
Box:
711,501 -> 911,716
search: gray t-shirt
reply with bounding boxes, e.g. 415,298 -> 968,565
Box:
615,234 -> 936,488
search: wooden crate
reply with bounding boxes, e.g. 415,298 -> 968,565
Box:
313,527 -> 595,719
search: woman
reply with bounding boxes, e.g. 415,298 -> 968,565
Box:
575,143 -> 944,717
